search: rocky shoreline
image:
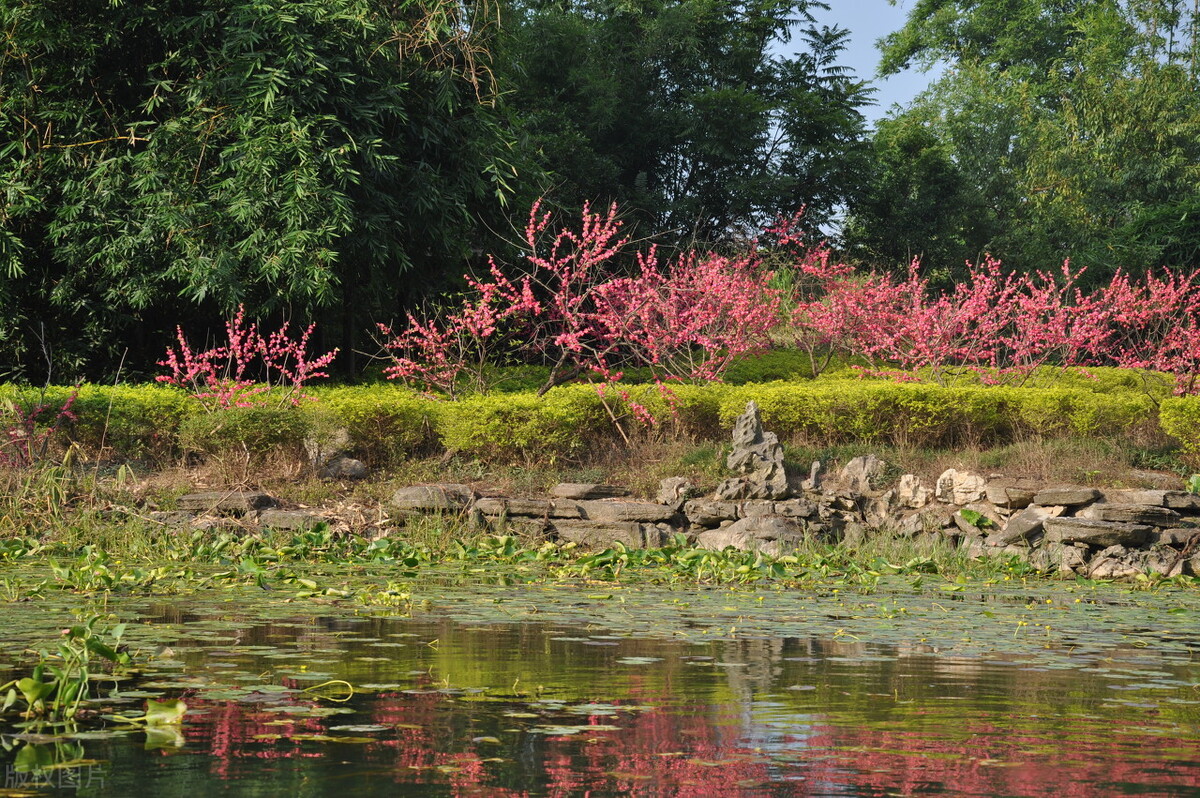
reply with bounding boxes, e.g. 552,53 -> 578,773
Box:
146,402 -> 1200,581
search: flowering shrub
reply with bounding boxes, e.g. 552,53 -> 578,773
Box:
381,200 -> 1200,401
792,253 -> 1200,395
379,201 -> 782,414
0,388 -> 78,467
158,306 -> 337,410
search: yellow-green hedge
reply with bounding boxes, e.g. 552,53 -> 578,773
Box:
0,376 -> 1187,467
305,386 -> 432,463
714,380 -> 1159,449
1160,397 -> 1200,462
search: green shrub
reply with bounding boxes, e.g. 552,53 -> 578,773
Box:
67,384 -> 195,461
1160,397 -> 1200,464
435,384 -> 613,460
178,406 -> 311,461
306,386 -> 433,466
712,380 -> 1163,450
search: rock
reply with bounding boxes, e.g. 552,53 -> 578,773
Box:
576,499 -> 676,524
657,477 -> 696,507
935,469 -> 988,505
800,461 -> 822,492
177,491 -> 278,515
1086,545 -> 1145,580
985,478 -> 1039,509
305,426 -> 351,467
473,497 -> 582,519
683,499 -> 740,527
258,509 -> 325,531
550,483 -> 629,500
1164,491 -> 1200,511
1031,486 -> 1101,507
389,484 -> 475,515
1028,542 -> 1087,575
1042,517 -> 1152,548
318,455 -> 368,480
740,499 -> 777,517
1101,489 -> 1167,506
987,505 -> 1064,546
952,511 -> 987,537
774,499 -> 816,519
696,516 -> 804,556
896,514 -> 926,537
718,401 -> 789,500
1153,528 -> 1200,547
1076,503 -> 1180,526
840,454 -> 885,495
864,490 -> 895,526
147,511 -> 196,527
1187,552 -> 1200,577
950,502 -> 1001,537
553,521 -> 669,549
725,515 -> 804,541
1144,546 -> 1186,577
896,474 -> 933,509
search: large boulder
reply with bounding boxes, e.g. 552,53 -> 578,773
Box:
1031,486 -> 1101,507
657,477 -> 696,508
896,474 -> 933,509
319,455 -> 368,480
550,483 -> 629,500
987,505 -> 1065,546
389,484 -> 475,516
474,497 -> 582,519
1076,503 -> 1180,527
840,455 -> 885,495
683,499 -> 740,527
553,521 -> 671,549
696,515 -> 805,556
576,499 -> 676,524
715,401 -> 789,500
1042,517 -> 1152,548
935,469 -> 988,505
985,478 -> 1040,509
1164,491 -> 1200,511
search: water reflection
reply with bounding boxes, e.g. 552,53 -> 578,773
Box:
8,608 -> 1186,797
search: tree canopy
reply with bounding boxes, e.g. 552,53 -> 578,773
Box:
844,0 -> 1200,281
1,0 -> 515,379
497,0 -> 872,240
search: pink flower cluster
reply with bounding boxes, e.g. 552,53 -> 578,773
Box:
380,200 -> 1200,401
157,305 -> 337,410
379,201 -> 782,407
794,255 -> 1200,393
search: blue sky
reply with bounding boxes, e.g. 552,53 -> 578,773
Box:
807,0 -> 942,124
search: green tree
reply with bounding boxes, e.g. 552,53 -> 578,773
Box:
846,0 -> 1200,281
0,0 -> 518,380
496,0 -> 872,242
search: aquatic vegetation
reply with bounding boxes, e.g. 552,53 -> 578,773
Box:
1,616 -> 130,720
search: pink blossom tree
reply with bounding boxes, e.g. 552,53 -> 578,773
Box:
158,306 -> 337,410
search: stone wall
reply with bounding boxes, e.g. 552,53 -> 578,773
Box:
387,402 -> 1200,579
158,402 -> 1200,581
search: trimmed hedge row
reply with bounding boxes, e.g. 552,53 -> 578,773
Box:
0,377 -> 1193,466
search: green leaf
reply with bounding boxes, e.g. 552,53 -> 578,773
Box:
144,698 -> 187,727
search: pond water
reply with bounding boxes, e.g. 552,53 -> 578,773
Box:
3,574 -> 1200,796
